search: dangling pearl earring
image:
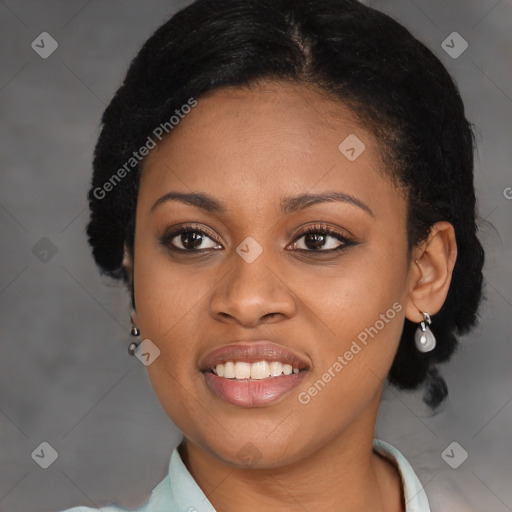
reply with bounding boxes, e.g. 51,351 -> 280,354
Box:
128,324 -> 140,355
415,312 -> 436,352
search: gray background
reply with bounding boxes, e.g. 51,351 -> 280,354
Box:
0,1 -> 511,511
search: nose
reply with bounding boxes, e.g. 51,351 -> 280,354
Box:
208,250 -> 297,327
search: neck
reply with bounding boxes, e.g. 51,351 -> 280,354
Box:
179,401 -> 404,512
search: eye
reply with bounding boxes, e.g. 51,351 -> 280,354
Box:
160,224 -> 223,252
160,223 -> 356,254
288,223 -> 356,253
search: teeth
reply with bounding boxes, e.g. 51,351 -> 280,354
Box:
234,362 -> 251,379
212,360 -> 302,379
269,361 -> 283,376
282,364 -> 293,376
250,361 -> 270,380
224,361 -> 235,379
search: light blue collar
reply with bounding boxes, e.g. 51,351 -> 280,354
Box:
164,439 -> 430,512
373,439 -> 431,512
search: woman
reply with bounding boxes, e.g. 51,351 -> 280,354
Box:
62,0 -> 484,510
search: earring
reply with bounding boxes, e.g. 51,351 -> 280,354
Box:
128,342 -> 140,355
128,323 -> 140,355
414,312 -> 436,353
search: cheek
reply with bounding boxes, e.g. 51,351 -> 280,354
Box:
133,247 -> 211,432
304,240 -> 408,331
132,240 -> 206,375
295,241 -> 409,405
133,231 -> 210,336
295,296 -> 405,428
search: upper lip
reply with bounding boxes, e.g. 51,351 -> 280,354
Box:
199,341 -> 310,372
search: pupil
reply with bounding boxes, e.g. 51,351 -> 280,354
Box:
182,232 -> 203,249
306,233 -> 325,249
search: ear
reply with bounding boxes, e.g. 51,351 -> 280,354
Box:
122,242 -> 134,285
122,243 -> 138,321
405,221 -> 458,323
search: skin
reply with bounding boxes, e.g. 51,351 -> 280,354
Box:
124,81 -> 457,512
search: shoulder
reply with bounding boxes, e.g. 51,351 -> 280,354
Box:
57,505 -> 146,512
373,439 -> 431,512
56,474 -> 174,512
56,444 -> 210,512
57,508 -> 123,512
373,439 -> 482,512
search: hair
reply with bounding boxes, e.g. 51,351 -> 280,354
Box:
87,0 -> 484,408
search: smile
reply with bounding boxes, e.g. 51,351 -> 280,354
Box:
199,342 -> 310,407
209,360 -> 301,380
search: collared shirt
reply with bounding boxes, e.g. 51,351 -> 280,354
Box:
60,439 -> 430,512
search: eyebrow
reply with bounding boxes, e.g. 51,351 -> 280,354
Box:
150,190 -> 374,217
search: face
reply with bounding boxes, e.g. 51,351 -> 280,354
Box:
129,82 -> 414,468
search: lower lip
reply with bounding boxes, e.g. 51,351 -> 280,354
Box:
203,371 -> 307,408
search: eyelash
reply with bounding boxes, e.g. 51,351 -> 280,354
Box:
159,223 -> 356,255
290,224 -> 356,254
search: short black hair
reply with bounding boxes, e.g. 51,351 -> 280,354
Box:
87,0 -> 485,409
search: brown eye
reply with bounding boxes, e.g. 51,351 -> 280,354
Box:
302,232 -> 332,250
161,225 -> 223,252
177,231 -> 206,250
291,227 -> 353,252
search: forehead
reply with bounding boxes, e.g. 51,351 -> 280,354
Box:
139,81 -> 405,222
145,81 -> 369,162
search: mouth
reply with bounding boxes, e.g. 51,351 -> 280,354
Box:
199,342 -> 310,408
207,360 -> 305,379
